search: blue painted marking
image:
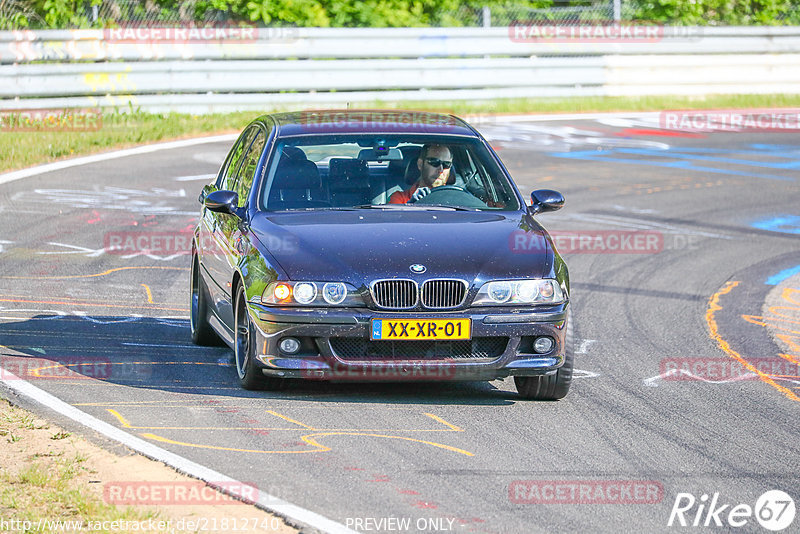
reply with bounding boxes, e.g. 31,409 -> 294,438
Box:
372,320 -> 382,339
550,151 -> 795,180
659,146 -> 800,160
766,265 -> 800,285
749,144 -> 800,152
614,148 -> 800,170
752,215 -> 800,234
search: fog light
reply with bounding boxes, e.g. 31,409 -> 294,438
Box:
533,336 -> 554,354
279,337 -> 301,354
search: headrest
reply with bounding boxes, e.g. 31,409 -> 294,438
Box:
385,145 -> 417,177
280,146 -> 308,163
273,159 -> 321,190
397,145 -> 420,184
329,158 -> 370,190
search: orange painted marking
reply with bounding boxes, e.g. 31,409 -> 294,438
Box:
707,281 -> 799,402
0,297 -> 187,312
0,266 -> 186,280
776,335 -> 800,355
141,284 -> 154,304
782,287 -> 800,306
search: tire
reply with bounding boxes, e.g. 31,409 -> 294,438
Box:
190,255 -> 219,346
514,309 -> 574,400
233,284 -> 286,391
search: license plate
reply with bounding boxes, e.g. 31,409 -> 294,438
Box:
370,319 -> 471,341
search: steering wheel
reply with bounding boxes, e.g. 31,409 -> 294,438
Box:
429,185 -> 467,193
413,185 -> 487,208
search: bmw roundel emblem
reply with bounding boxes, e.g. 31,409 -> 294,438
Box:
410,264 -> 426,274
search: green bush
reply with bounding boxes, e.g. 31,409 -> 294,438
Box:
628,0 -> 800,24
8,0 -> 800,28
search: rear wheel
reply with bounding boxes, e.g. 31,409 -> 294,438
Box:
234,284 -> 285,391
514,309 -> 574,400
190,255 -> 218,346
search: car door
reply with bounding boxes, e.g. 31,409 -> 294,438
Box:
207,125 -> 268,329
200,125 -> 260,326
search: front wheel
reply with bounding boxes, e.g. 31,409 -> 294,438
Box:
234,284 -> 285,391
514,310 -> 574,400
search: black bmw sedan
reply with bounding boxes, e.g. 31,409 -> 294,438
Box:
191,110 -> 572,400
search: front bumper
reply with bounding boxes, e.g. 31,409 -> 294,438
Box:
246,301 -> 569,382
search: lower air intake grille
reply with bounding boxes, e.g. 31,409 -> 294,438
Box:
330,337 -> 508,361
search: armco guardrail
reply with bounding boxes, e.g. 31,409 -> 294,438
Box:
1,27 -> 799,112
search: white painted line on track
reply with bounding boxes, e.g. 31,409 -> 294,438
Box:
0,368 -> 357,534
174,173 -> 216,182
643,369 -> 757,387
465,111 -> 662,125
0,134 -> 237,187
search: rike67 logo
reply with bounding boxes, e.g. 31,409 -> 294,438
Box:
668,490 -> 795,531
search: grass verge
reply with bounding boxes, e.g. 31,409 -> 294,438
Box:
0,400 -> 161,529
0,398 -> 295,533
1,94 -> 799,173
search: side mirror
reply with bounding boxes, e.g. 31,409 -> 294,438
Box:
204,190 -> 240,216
529,189 -> 564,215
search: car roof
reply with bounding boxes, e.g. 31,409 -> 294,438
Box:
258,110 -> 478,137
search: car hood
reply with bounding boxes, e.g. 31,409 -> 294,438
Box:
250,210 -> 553,286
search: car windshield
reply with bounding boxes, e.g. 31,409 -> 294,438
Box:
260,134 -> 521,211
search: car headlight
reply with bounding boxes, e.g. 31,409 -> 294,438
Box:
473,279 -> 565,305
261,281 -> 363,307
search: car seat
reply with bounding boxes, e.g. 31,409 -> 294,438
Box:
268,158 -> 329,210
328,158 -> 371,207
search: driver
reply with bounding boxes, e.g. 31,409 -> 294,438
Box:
388,144 -> 452,204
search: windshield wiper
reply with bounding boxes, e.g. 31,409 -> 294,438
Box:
415,204 -> 479,211
300,204 -> 479,212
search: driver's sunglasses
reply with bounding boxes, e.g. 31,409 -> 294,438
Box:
425,158 -> 452,169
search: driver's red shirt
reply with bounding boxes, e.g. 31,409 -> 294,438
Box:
388,183 -> 420,204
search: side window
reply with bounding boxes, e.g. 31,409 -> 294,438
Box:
232,129 -> 266,208
219,126 -> 258,191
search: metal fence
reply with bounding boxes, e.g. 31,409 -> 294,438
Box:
1,0 -> 644,29
4,0 -> 800,30
1,26 -> 799,113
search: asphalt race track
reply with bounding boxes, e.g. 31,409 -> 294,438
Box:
1,114 -> 799,533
